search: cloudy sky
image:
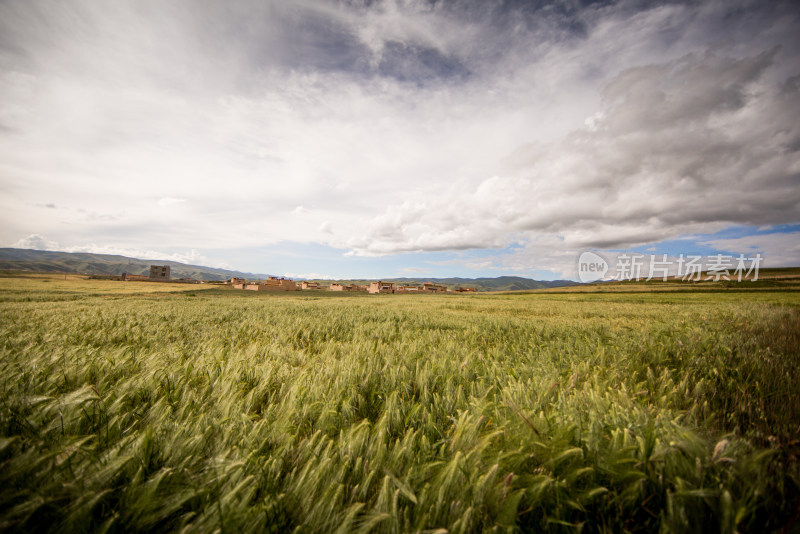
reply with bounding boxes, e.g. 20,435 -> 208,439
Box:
1,0 -> 798,280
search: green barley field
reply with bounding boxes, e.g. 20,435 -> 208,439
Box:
0,275 -> 798,532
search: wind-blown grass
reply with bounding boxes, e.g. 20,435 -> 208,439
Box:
0,282 -> 798,532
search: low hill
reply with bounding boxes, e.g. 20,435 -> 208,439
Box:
0,248 -> 271,282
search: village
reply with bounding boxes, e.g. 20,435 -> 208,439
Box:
229,276 -> 477,293
119,265 -> 478,293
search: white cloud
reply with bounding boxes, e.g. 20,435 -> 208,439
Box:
292,206 -> 309,215
12,234 -> 59,250
701,232 -> 800,267
158,197 -> 186,207
348,49 -> 800,258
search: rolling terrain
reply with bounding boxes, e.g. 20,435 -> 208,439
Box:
0,248 -> 577,291
0,248 -> 270,282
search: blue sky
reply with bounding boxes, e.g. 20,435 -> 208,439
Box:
1,0 -> 799,280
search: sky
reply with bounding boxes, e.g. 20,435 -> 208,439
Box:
1,0 -> 799,280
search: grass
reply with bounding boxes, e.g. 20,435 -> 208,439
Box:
0,274 -> 798,532
0,274 -> 213,302
536,267 -> 800,294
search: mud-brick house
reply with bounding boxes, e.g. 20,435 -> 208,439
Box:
230,277 -> 245,285
245,277 -> 297,291
368,281 -> 395,294
394,285 -> 423,293
456,287 -> 477,292
330,283 -> 365,292
422,282 -> 447,293
301,281 -> 323,290
149,265 -> 170,281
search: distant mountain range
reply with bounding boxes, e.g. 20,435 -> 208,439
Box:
0,248 -> 578,291
324,276 -> 578,292
0,248 -> 272,282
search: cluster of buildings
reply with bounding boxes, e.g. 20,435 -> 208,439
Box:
229,276 -> 298,291
116,265 -> 478,293
228,277 -> 477,294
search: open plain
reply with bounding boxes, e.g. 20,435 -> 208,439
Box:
0,273 -> 798,532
